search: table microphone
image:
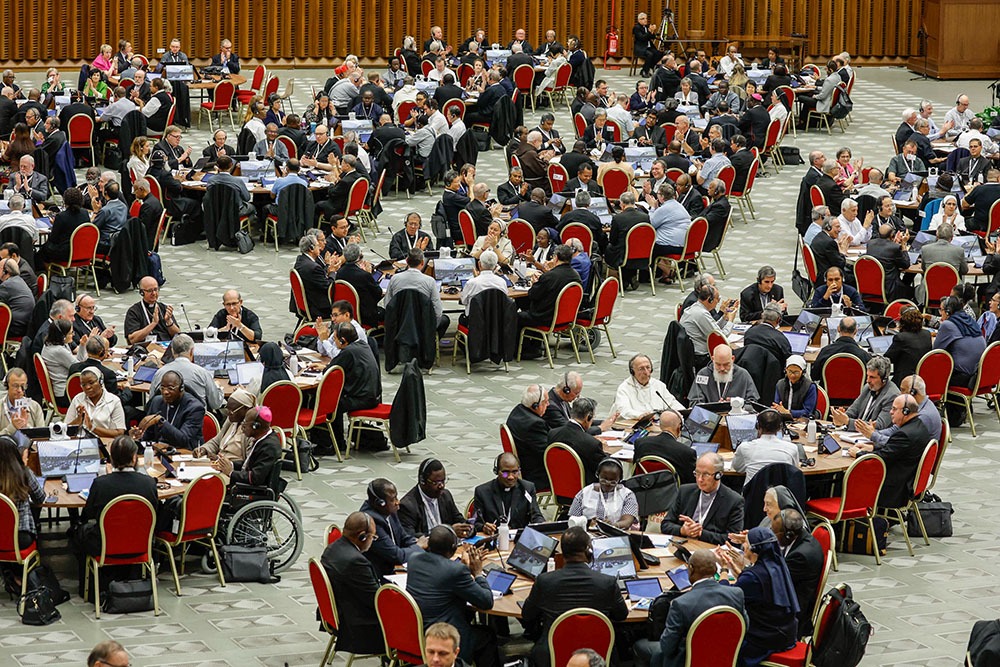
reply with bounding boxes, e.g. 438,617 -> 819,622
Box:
655,390 -> 671,411
179,303 -> 195,331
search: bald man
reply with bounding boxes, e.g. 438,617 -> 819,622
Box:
633,410 -> 697,484
687,345 -> 760,404
320,511 -> 385,655
124,276 -> 180,343
660,453 -> 744,544
208,289 -> 262,341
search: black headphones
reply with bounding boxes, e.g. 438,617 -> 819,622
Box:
755,408 -> 781,430
442,523 -> 459,552
821,215 -> 833,231
900,402 -> 912,416
529,386 -> 544,410
367,481 -> 387,507
418,458 -> 439,483
75,293 -> 90,313
493,453 -> 504,475
81,368 -> 104,387
596,457 -> 624,481
628,354 -> 652,377
560,372 -> 572,395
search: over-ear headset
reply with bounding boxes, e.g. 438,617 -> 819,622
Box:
418,458 -> 439,483
560,371 -> 572,395
755,408 -> 781,430
821,216 -> 833,231
493,453 -> 504,475
367,481 -> 387,507
75,293 -> 90,312
596,457 -> 625,481
628,354 -> 653,377
530,386 -> 544,410
442,523 -> 459,551
81,368 -> 104,386
901,402 -> 912,416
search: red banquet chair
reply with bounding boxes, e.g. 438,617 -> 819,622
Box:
506,219 -> 535,254
85,494 -> 159,618
296,365 -> 346,462
198,80 -> 237,131
548,609 -> 615,667
806,455 -> 887,564
945,342 -> 1000,437
877,439 -> 940,556
617,223 -> 657,296
47,222 -> 100,295
915,348 -> 954,406
260,381 -> 305,480
686,605 -> 746,666
500,423 -> 520,460
375,583 -> 426,665
0,493 -> 42,598
154,472 -> 227,595
560,222 -> 594,255
854,255 -> 888,307
547,162 -> 569,195
517,282 -> 584,368
820,353 -> 866,406
311,557 -> 384,666
575,277 -> 620,362
544,442 -> 585,513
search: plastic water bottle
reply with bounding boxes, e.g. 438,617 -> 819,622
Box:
807,420 -> 817,444
498,524 -> 510,551
143,444 -> 154,469
911,185 -> 919,202
289,354 -> 299,376
125,356 -> 134,382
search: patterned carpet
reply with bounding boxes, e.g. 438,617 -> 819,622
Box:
0,65 -> 995,666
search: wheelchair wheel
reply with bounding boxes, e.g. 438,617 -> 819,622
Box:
278,492 -> 303,523
226,500 -> 302,573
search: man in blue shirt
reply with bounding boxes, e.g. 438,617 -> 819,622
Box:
695,137 -> 732,190
856,375 -> 942,445
649,183 -> 691,282
568,238 -> 591,286
810,266 -> 866,312
92,182 -> 128,252
208,155 -> 254,218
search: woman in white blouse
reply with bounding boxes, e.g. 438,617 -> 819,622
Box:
568,458 -> 638,530
470,220 -> 514,265
66,368 -> 126,437
40,320 -> 78,410
128,136 -> 151,181
674,77 -> 699,106
929,194 -> 966,232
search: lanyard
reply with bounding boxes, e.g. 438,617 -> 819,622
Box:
715,379 -> 730,400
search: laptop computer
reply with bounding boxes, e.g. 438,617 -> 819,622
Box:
526,521 -> 569,535
131,365 -> 157,384
868,334 -> 895,355
726,413 -> 759,450
692,442 -> 720,457
782,331 -> 810,355
791,310 -> 822,336
164,65 -> 195,81
684,405 -> 722,443
507,527 -> 558,580
908,231 -> 936,254
828,315 -> 876,345
590,536 -> 637,579
228,361 -> 264,386
65,472 -> 96,494
624,578 -> 663,601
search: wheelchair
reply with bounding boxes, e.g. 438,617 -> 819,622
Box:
200,460 -> 303,575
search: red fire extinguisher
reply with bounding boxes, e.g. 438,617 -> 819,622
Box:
605,26 -> 620,69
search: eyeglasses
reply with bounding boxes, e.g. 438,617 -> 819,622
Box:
425,478 -> 446,488
694,471 -> 718,479
223,301 -> 241,307
139,287 -> 158,294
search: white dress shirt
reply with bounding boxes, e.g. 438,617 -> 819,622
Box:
459,272 -> 508,315
606,104 -> 634,136
837,213 -> 871,245
66,389 -> 126,431
612,376 -> 683,419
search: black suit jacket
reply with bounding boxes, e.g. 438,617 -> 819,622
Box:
137,195 -> 164,247
894,122 -> 914,152
795,167 -> 824,235
785,532 -> 824,636
472,478 -> 544,531
326,170 -> 363,217
520,562 -> 629,666
506,52 -> 535,73
231,431 -> 280,487
865,237 -> 910,297
361,500 -> 419,575
809,232 -> 846,287
145,393 -> 205,450
328,339 -> 381,406
201,143 -> 237,161
525,262 -> 580,323
506,403 -> 551,490
582,123 -> 617,148
558,209 -> 608,254
320,537 -> 385,654
466,198 -> 493,237
811,336 -> 871,381
738,105 -> 771,149
730,149 -> 755,193
651,67 -> 682,101
562,177 -> 603,197
546,421 -> 605,486
278,126 -> 308,156
475,83 -> 506,116
368,124 -> 406,157
958,155 -> 990,183
661,483 -> 744,544
634,432 -> 697,484
433,84 -> 465,107
292,252 -> 332,318
398,486 -> 465,537
739,283 -> 785,322
909,131 -> 937,165
0,97 -> 17,136
335,262 -> 383,327
606,207 -> 650,266
874,418 -> 930,508
815,174 -> 844,216
210,53 -> 241,74
543,387 -> 572,430
71,313 -> 118,348
517,200 -> 559,233
559,152 -> 593,184
497,180 -> 530,206
743,323 -> 792,366
678,187 -> 705,217
687,73 -> 712,106
885,329 -> 933,387
83,470 -> 159,523
702,196 -> 731,253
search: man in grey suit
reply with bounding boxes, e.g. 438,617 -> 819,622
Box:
830,356 -> 899,431
0,258 -> 34,337
917,222 -> 968,303
406,526 -> 500,667
634,549 -> 747,667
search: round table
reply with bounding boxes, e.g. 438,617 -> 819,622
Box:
38,458 -> 213,509
188,73 -> 247,91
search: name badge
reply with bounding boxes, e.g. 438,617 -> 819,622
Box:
695,375 -> 709,385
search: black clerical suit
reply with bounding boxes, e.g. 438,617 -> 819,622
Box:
634,432 -> 697,484
143,392 -> 205,450
326,337 -> 381,451
335,262 -> 384,328
545,421 -> 605,488
558,208 -> 608,254
73,314 -> 119,348
730,148 -> 755,194
320,536 -> 385,655
136,194 -> 164,251
606,207 -> 650,267
210,52 -> 241,73
471,478 -> 544,532
466,198 -> 494,237
873,418 -> 931,509
230,431 -> 280,487
702,196 -> 732,253
520,562 -> 629,667
516,200 -> 559,233
291,252 -> 332,319
785,532 -> 824,637
739,283 -> 785,322
123,300 -> 177,342
743,322 -> 792,365
795,166 -> 824,236
208,306 -> 263,341
809,232 -> 847,287
958,155 -> 990,184
518,262 -> 580,329
894,122 -> 915,152
201,143 -> 237,161
317,169 -> 363,220
810,336 -> 870,381
388,229 -> 435,260
738,105 -> 771,150
397,486 -> 465,537
506,403 -> 551,491
660,482 -> 744,545
497,180 -> 530,206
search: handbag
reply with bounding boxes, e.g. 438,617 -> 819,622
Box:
235,229 -> 255,254
622,470 -> 679,518
790,237 -> 813,303
906,492 -> 953,537
18,587 -> 60,625
282,437 -> 319,472
219,543 -> 272,583
101,579 -> 154,614
840,517 -> 888,556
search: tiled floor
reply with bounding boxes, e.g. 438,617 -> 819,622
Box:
0,65 -> 996,666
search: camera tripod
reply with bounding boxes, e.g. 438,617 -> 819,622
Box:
658,6 -> 684,54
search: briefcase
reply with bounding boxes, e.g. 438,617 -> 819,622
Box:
906,493 -> 953,538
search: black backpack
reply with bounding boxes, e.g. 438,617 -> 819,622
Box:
811,584 -> 872,667
968,619 -> 1000,666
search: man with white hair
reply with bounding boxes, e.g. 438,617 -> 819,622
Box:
895,108 -> 918,151
855,374 -> 941,446
910,118 -> 946,165
0,86 -> 17,136
506,384 -> 551,491
514,131 -> 553,193
606,94 -> 634,137
330,71 -> 364,115
568,237 -> 591,285
11,155 -> 47,203
0,194 -> 38,242
687,344 -> 760,404
943,94 -> 975,139
918,100 -> 952,141
149,333 -> 226,410
458,250 -> 507,325
613,353 -> 683,419
837,198 -> 873,245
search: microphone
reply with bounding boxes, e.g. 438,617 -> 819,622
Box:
367,246 -> 389,261
655,390 -> 671,411
179,303 -> 195,331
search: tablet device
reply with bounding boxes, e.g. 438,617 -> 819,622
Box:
726,413 -> 760,450
791,310 -> 822,336
693,442 -> 720,457
65,472 -> 96,494
507,526 -> 558,579
666,565 -> 692,591
590,536 -> 637,579
782,331 -> 810,355
234,361 -> 264,386
820,434 -> 841,455
625,578 -> 663,601
684,406 -> 722,443
132,365 -> 157,383
868,334 -> 894,356
485,569 -> 516,596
